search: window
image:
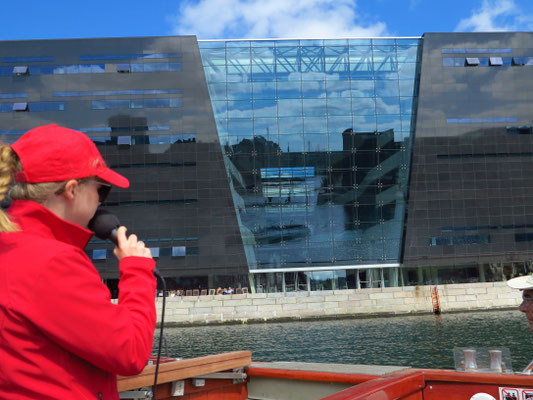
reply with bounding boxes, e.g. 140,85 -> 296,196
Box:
117,136 -> 131,145
92,98 -> 181,110
442,224 -> 533,232
92,99 -> 126,110
441,56 -> 524,67
447,117 -> 517,124
116,63 -> 131,73
92,249 -> 107,260
29,102 -> 65,111
3,56 -> 54,62
442,49 -> 466,54
79,53 -> 181,61
261,167 -> 315,179
0,129 -> 25,135
54,89 -> 181,97
130,62 -> 182,72
90,136 -> 107,143
29,64 -> 105,75
0,93 -> 27,99
516,233 -> 533,242
441,48 -> 512,54
13,66 -> 28,76
430,235 -> 490,246
507,126 -> 533,135
489,57 -> 503,66
149,247 -> 160,258
12,102 -> 28,112
172,246 -> 186,257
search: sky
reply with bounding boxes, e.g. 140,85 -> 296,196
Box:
0,0 -> 532,41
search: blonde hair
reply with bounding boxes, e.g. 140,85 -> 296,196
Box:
0,144 -> 65,233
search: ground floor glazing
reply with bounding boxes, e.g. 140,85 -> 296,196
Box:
104,261 -> 533,297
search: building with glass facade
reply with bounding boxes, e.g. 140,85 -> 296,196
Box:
1,32 -> 533,293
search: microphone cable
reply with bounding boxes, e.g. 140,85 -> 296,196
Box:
152,269 -> 166,399
87,209 -> 168,397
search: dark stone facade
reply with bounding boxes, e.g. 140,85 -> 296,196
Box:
0,36 -> 248,291
404,32 -> 533,275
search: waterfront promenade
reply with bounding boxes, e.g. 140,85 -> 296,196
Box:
154,282 -> 522,326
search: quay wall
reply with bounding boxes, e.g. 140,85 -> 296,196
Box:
154,282 -> 523,326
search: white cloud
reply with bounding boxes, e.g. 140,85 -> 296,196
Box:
169,0 -> 388,39
455,0 -> 526,31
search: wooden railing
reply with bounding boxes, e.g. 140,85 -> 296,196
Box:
247,365 -> 379,385
117,351 -> 251,398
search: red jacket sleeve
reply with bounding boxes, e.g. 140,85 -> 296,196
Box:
21,249 -> 157,376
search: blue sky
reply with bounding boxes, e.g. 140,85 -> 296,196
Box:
1,0 -> 532,41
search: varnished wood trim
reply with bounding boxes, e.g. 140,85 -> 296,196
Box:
117,351 -> 252,392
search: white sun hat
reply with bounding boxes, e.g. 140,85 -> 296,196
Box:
507,274 -> 533,290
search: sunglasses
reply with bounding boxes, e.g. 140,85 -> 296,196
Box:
55,178 -> 112,203
522,293 -> 533,303
84,179 -> 112,203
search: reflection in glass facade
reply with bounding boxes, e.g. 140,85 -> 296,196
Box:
200,39 -> 419,286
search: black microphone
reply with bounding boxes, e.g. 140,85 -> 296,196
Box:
88,209 -> 121,246
88,208 -> 162,278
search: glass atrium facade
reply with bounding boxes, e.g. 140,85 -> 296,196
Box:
199,39 -> 420,289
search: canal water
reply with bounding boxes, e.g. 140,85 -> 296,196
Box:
156,309 -> 533,371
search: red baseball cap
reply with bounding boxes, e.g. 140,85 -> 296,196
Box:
11,124 -> 129,188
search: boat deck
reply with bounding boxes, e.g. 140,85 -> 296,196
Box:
118,352 -> 533,399
249,361 -> 409,376
246,362 -> 409,400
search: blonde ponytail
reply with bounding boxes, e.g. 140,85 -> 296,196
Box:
0,144 -> 66,233
0,145 -> 20,232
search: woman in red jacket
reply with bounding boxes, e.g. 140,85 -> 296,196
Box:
0,124 -> 157,400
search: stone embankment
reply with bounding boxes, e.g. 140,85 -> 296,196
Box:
155,282 -> 522,326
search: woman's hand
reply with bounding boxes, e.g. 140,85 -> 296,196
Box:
113,226 -> 152,260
